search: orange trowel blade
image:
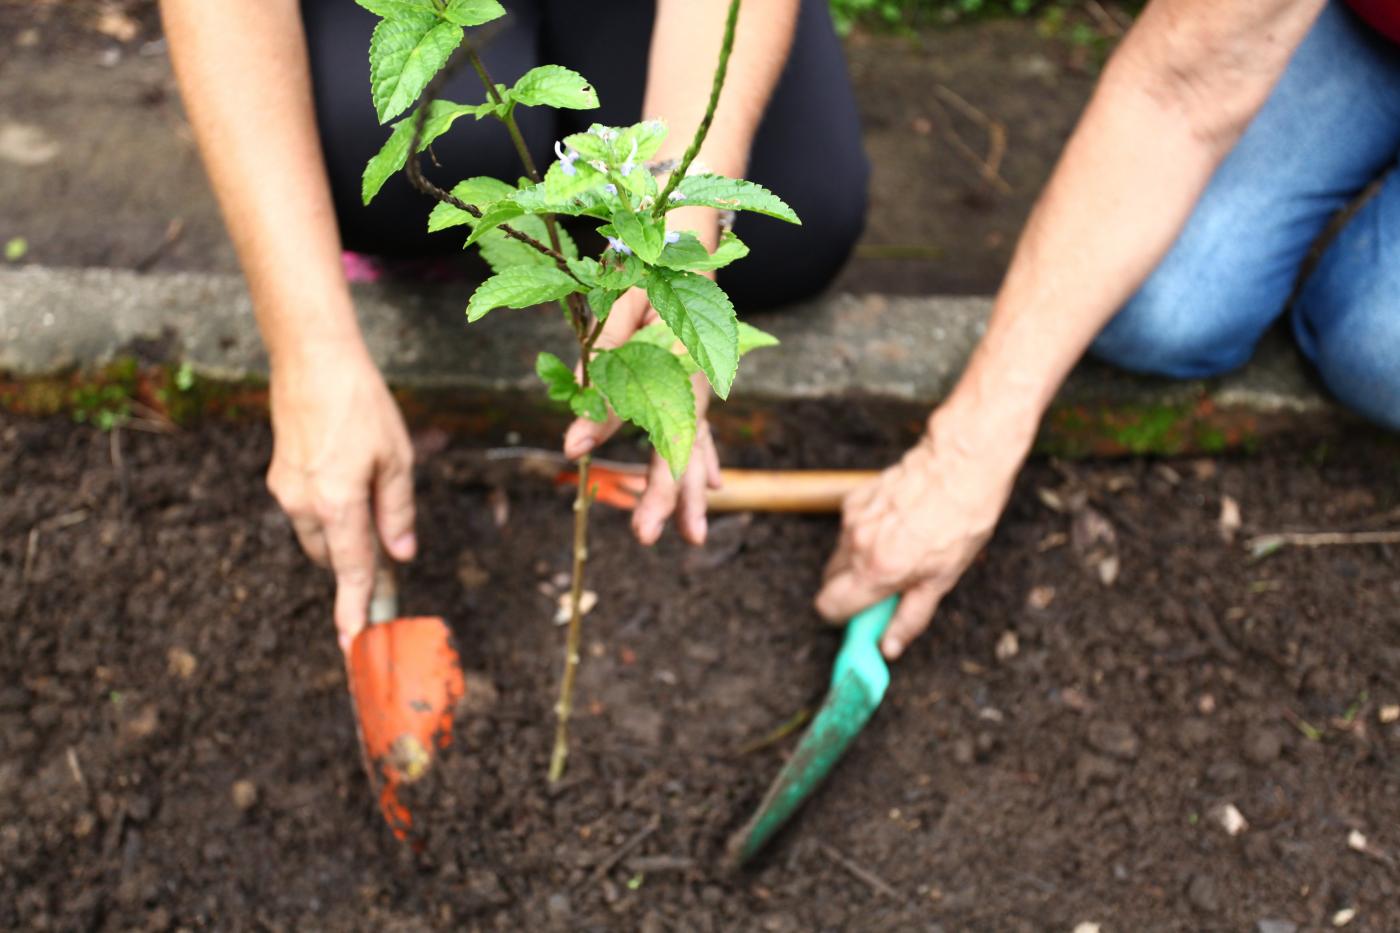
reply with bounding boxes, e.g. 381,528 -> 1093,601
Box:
555,464 -> 647,510
347,616 -> 465,839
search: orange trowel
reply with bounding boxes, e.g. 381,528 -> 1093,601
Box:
344,563 -> 465,840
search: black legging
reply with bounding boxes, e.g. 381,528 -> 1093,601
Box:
300,0 -> 869,309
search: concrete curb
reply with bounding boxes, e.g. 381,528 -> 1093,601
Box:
0,266 -> 1339,453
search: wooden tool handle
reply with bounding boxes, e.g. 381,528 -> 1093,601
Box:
706,469 -> 880,513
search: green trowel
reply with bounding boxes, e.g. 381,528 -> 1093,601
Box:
726,596 -> 900,867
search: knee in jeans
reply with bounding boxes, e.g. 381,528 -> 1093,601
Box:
1304,294 -> 1400,431
1092,277 -> 1257,379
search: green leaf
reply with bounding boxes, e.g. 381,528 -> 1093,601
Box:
369,14 -> 463,124
589,344 -> 695,477
669,174 -> 801,224
355,0 -> 435,19
738,321 -> 780,355
362,100 -> 490,205
440,0 -> 506,26
570,387 -> 608,422
611,209 -> 664,264
587,287 -> 623,321
645,269 -> 739,399
535,352 -> 578,402
615,120 -> 668,165
510,65 -> 599,110
478,217 -> 577,273
542,159 -> 609,203
425,175 -> 515,230
596,254 -> 644,290
463,200 -> 526,245
512,182 -> 610,219
466,266 -> 581,322
655,231 -> 749,272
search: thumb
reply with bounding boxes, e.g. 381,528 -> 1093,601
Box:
881,579 -> 945,661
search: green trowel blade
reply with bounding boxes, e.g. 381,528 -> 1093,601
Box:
726,596 -> 898,866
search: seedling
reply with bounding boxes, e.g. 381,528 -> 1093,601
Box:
358,0 -> 795,782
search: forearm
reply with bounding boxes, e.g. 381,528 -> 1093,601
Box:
940,0 -> 1324,456
645,0 -> 800,245
160,0 -> 363,368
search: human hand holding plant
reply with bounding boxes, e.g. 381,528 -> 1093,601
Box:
562,287 -> 724,546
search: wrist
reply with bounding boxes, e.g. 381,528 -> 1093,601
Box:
926,385 -> 1039,478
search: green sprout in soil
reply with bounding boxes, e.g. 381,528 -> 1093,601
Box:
358,0 -> 793,784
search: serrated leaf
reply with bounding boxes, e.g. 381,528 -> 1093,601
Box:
589,344 -> 695,477
597,254 -> 644,290
362,100 -> 491,205
587,287 -> 623,320
478,217 -> 576,273
369,14 -> 464,123
466,266 -> 581,322
630,319 -> 776,376
612,209 -> 664,264
355,0 -> 435,19
512,182 -> 610,219
616,120 -> 668,165
425,175 -> 515,230
655,231 -> 749,272
542,159 -> 609,203
571,387 -> 608,422
644,269 -> 739,399
738,321 -> 780,355
669,174 -> 800,224
536,351 -> 578,402
441,0 -> 506,25
463,200 -> 526,245
510,65 -> 599,110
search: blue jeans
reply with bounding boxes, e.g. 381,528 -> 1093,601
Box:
1091,1 -> 1400,430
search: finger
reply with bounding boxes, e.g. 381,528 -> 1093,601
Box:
676,443 -> 710,546
563,298 -> 655,459
704,428 -> 723,491
563,410 -> 621,460
814,564 -> 895,625
632,453 -> 679,546
319,496 -> 377,654
290,513 -> 331,567
881,579 -> 946,661
374,449 -> 417,562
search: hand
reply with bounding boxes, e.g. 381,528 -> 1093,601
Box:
562,288 -> 722,546
265,340 -> 416,652
814,408 -> 1025,660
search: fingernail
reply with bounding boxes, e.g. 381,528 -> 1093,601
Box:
882,637 -> 903,660
391,532 -> 417,560
575,436 -> 595,454
339,630 -> 354,656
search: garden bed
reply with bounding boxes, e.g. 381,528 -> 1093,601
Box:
3,412 -> 1398,930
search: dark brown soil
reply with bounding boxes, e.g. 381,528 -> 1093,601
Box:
4,413 -> 1400,931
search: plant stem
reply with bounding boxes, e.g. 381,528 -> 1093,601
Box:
653,0 -> 743,217
548,453 -> 592,784
463,44 -> 590,336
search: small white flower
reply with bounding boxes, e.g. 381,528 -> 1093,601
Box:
620,138 -> 638,176
605,235 -> 632,256
664,230 -> 681,244
553,140 -> 579,176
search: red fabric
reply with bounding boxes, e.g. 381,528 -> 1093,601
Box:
1349,0 -> 1400,44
